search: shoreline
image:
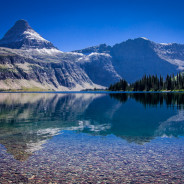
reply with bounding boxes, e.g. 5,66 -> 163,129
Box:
0,90 -> 184,94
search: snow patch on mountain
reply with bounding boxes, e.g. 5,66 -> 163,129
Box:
140,37 -> 149,40
154,43 -> 184,70
160,43 -> 173,46
77,52 -> 111,63
23,29 -> 49,42
17,48 -> 63,57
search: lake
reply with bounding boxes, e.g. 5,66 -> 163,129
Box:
0,92 -> 184,183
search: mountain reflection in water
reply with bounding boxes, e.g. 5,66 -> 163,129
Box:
0,93 -> 184,160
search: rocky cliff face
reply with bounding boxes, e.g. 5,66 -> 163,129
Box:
154,42 -> 184,70
0,48 -> 98,91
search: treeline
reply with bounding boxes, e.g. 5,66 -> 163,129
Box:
109,73 -> 184,91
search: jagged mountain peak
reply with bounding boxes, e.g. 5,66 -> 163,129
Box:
124,37 -> 151,43
0,19 -> 57,49
73,43 -> 111,55
11,19 -> 30,31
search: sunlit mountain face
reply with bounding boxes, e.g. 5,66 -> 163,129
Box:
0,93 -> 184,161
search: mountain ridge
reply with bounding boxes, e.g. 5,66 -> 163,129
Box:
74,37 -> 183,82
0,20 -> 184,90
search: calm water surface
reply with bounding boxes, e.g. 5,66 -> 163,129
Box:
0,93 -> 184,183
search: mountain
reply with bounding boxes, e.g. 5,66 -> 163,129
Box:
0,20 -> 103,91
73,44 -> 121,86
111,38 -> 178,82
75,37 -> 183,83
0,19 -> 56,49
0,20 -> 184,91
154,42 -> 184,70
76,52 -> 121,86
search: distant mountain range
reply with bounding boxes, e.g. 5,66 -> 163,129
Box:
75,38 -> 183,82
0,20 -> 183,91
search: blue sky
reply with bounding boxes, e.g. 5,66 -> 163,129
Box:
0,0 -> 184,51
